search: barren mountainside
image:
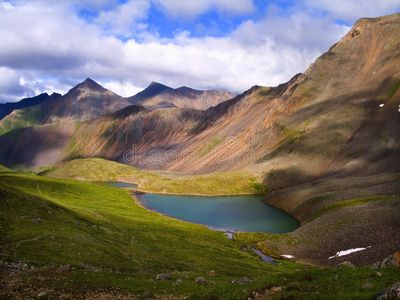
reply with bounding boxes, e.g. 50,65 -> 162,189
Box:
1,13 -> 400,285
0,78 -> 131,135
0,92 -> 61,120
0,14 -> 399,190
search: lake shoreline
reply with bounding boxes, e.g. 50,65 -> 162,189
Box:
133,192 -> 300,234
129,187 -> 265,197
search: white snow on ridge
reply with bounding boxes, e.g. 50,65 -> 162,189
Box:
328,246 -> 371,259
281,255 -> 295,259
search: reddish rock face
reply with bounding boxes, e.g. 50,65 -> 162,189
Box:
1,14 -> 400,186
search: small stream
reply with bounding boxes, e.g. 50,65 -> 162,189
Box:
209,226 -> 278,265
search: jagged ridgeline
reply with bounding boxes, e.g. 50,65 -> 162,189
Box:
1,14 -> 399,185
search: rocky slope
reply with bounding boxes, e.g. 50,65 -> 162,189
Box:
0,92 -> 61,120
0,13 -> 399,269
0,78 -> 131,135
0,92 -> 62,135
1,14 -> 399,184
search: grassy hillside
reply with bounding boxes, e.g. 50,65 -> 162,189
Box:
0,106 -> 43,136
0,172 -> 276,298
1,172 -> 399,299
46,158 -> 268,195
0,163 -> 12,172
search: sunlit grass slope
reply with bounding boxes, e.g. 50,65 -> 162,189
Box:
46,158 -> 268,195
0,163 -> 12,172
0,172 -> 280,298
1,172 -> 399,299
0,172 -> 269,274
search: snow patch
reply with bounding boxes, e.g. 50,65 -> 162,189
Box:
328,246 -> 371,259
281,255 -> 295,259
379,103 -> 384,107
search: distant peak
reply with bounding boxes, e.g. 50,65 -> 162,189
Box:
148,81 -> 170,89
78,78 -> 106,92
176,86 -> 195,92
127,82 -> 172,104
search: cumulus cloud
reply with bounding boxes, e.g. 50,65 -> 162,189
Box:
152,0 -> 256,19
94,0 -> 150,37
1,0 -> 400,103
303,0 -> 400,23
102,81 -> 143,97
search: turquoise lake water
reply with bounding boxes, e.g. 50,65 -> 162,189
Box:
102,181 -> 137,188
136,194 -> 299,233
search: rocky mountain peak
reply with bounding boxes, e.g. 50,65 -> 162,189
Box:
128,82 -> 172,104
77,78 -> 106,92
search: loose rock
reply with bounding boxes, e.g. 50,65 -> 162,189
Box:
140,291 -> 154,299
195,277 -> 208,285
173,279 -> 182,286
374,281 -> 400,300
155,274 -> 171,281
381,255 -> 398,268
362,282 -> 373,289
271,286 -> 283,293
236,277 -> 253,284
58,265 -> 70,272
338,261 -> 355,269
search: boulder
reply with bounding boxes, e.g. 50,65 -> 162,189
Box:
195,277 -> 208,285
236,277 -> 253,284
58,265 -> 71,272
374,282 -> 400,300
173,279 -> 182,286
381,255 -> 398,268
155,274 -> 171,281
373,252 -> 400,269
362,282 -> 373,289
338,261 -> 356,269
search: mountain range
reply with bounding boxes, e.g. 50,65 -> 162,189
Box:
1,14 -> 399,185
1,13 -> 400,297
0,79 -> 234,136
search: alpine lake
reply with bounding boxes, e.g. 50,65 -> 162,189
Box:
103,182 -> 299,234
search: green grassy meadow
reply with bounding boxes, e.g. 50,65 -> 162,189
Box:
0,172 -> 280,298
46,158 -> 268,195
1,163 -> 399,299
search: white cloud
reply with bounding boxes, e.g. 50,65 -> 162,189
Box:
152,0 -> 256,19
0,67 -> 71,102
94,0 -> 150,37
0,0 -> 346,102
233,10 -> 350,51
303,0 -> 400,23
1,0 -> 399,103
120,32 -> 321,93
102,81 -> 143,97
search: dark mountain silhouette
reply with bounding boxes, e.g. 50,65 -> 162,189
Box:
0,78 -> 131,135
128,82 -> 172,104
128,82 -> 236,110
0,92 -> 61,120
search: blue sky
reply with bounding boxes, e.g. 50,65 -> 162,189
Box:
1,0 -> 400,102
